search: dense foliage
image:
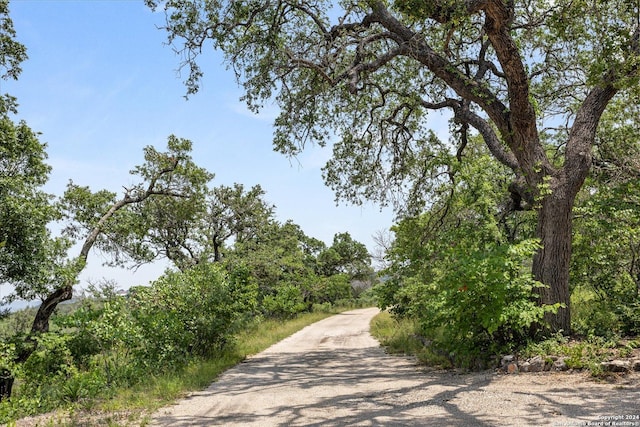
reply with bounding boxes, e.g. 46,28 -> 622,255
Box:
376,140 -> 544,366
0,146 -> 373,416
148,0 -> 640,334
0,0 -> 53,309
375,138 -> 640,366
0,0 -> 373,409
3,0 -> 640,421
569,95 -> 640,337
1,200 -> 372,422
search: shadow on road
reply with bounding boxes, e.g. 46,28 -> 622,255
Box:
152,343 -> 639,426
151,309 -> 640,426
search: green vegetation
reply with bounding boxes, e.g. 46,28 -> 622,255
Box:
3,0 -> 640,422
371,311 -> 640,376
151,0 -> 640,335
370,311 -> 454,368
372,138 -> 640,370
0,0 -> 376,415
0,308 -> 343,426
0,178 -> 374,423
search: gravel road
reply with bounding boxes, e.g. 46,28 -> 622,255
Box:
150,308 -> 640,426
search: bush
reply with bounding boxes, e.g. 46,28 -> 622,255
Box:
4,332 -> 106,417
379,240 -> 560,368
571,288 -> 621,338
312,274 -> 353,304
0,262 -> 263,423
571,275 -> 640,338
262,284 -> 307,318
132,262 -> 258,367
55,262 -> 258,387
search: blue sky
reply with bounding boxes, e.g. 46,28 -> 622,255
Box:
2,0 -> 405,296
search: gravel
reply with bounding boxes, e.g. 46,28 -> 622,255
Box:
150,308 -> 640,427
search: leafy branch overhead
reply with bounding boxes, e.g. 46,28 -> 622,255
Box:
147,0 -> 638,204
148,0 -> 640,333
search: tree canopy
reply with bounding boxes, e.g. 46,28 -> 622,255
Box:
148,0 -> 640,333
0,118 -> 55,298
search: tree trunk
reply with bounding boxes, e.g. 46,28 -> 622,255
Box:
0,285 -> 73,402
532,180 -> 575,334
213,239 -> 221,262
30,285 -> 73,335
0,369 -> 14,401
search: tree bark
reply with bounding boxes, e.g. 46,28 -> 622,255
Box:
29,285 -> 73,335
532,179 -> 575,334
533,84 -> 619,335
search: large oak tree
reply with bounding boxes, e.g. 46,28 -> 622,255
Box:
148,0 -> 640,333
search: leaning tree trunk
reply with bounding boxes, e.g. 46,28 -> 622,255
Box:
0,152 -> 184,402
0,285 -> 74,401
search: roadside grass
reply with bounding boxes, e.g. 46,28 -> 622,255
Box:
5,310 -> 343,427
520,334 -> 640,377
370,311 -> 640,376
235,311 -> 335,356
369,311 -> 452,368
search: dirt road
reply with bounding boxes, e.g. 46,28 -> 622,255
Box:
150,308 -> 640,426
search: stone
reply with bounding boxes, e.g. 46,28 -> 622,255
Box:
501,355 -> 515,365
552,358 -> 569,371
507,363 -> 519,374
601,360 -> 631,373
632,359 -> 640,372
527,356 -> 546,373
500,355 -> 517,373
519,361 -> 531,373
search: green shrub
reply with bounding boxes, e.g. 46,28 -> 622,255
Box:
312,302 -> 334,313
132,262 -> 258,367
571,288 -> 622,338
3,332 -> 102,418
20,334 -> 76,390
52,262 -> 258,391
262,284 -> 307,318
379,239 -> 560,368
310,274 -> 353,304
521,333 -> 620,376
370,312 -> 452,368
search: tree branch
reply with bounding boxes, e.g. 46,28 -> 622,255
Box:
368,1 -> 512,140
483,4 -> 535,128
453,103 -> 520,173
565,24 -> 640,191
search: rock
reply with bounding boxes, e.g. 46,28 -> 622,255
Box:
501,355 -> 515,365
527,356 -> 546,373
601,360 -> 631,373
506,363 -> 519,374
632,359 -> 640,372
500,355 -> 518,373
519,361 -> 531,373
552,358 -> 569,371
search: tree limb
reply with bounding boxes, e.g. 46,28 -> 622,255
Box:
368,1 -> 512,141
